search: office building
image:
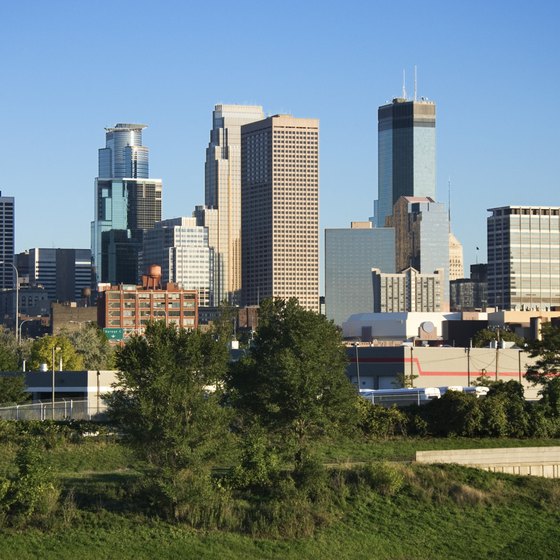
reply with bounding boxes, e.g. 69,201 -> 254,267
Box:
91,123 -> 162,285
487,206 -> 560,310
204,104 -> 265,304
390,196 -> 449,308
97,268 -> 198,343
372,267 -> 444,312
449,232 -> 464,281
375,98 -> 436,228
241,114 -> 319,311
450,264 -> 488,311
25,248 -> 93,302
143,217 -> 214,307
0,192 -> 15,290
325,221 -> 395,326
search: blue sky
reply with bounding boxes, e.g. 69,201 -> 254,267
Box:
2,0 -> 559,283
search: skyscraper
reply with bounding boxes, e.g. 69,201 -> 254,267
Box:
0,192 -> 15,290
487,206 -> 560,310
375,98 -> 436,228
203,104 -> 264,304
143,217 -> 214,307
241,114 -> 319,312
91,123 -> 162,285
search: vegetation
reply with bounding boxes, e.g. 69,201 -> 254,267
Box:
64,323 -> 115,370
0,374 -> 29,405
472,327 -> 525,348
28,335 -> 84,371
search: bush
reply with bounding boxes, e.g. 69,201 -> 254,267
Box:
357,400 -> 408,439
361,462 -> 405,497
422,392 -> 482,436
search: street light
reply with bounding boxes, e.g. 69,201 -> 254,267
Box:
52,345 -> 61,420
0,261 -> 18,343
353,342 -> 361,391
18,316 -> 40,341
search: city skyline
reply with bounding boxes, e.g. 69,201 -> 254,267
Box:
3,1 -> 560,280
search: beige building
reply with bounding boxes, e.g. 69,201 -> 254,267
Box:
202,104 -> 265,305
241,115 -> 319,312
372,267 -> 444,312
449,232 -> 464,280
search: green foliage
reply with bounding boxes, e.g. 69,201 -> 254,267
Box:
0,374 -> 29,405
29,335 -> 84,371
106,321 -> 231,473
361,461 -> 405,496
357,398 -> 407,439
422,392 -> 483,437
0,328 -> 18,371
472,327 -> 525,348
64,323 -> 115,370
228,298 -> 356,467
525,323 -> 560,386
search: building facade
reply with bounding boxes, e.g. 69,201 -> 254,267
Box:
375,98 -> 436,228
372,267 -> 444,312
143,217 -> 214,307
450,264 -> 488,311
204,104 -> 264,304
0,192 -> 15,290
325,222 -> 395,326
91,123 -> 162,285
391,196 -> 450,308
241,115 -> 319,312
449,232 -> 464,281
487,206 -> 560,310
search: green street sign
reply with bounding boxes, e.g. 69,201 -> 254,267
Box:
103,328 -> 125,341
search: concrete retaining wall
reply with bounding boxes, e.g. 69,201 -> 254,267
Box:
416,447 -> 560,478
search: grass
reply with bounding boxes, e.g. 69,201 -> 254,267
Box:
2,436 -> 560,559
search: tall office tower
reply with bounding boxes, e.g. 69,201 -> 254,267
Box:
143,217 -> 214,307
98,123 -> 149,179
26,248 -> 93,302
241,115 -> 319,311
390,196 -> 450,308
91,123 -> 162,285
487,206 -> 560,310
0,192 -> 15,290
375,97 -> 436,228
204,104 -> 265,304
325,221 -> 395,326
449,232 -> 464,280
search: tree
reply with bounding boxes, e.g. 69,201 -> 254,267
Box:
228,298 -> 356,467
64,323 -> 114,370
28,335 -> 84,371
472,327 -> 525,348
526,323 -> 560,385
0,327 -> 19,371
0,374 -> 29,405
105,320 -> 230,472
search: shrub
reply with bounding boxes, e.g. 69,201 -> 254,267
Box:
361,462 -> 405,497
357,399 -> 407,439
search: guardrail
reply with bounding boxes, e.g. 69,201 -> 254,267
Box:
0,399 -> 108,421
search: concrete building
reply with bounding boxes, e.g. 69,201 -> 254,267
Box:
487,206 -> 560,311
372,267 -> 444,313
23,248 -> 93,303
143,217 -> 214,307
345,345 -> 538,397
51,303 -> 98,335
325,221 -> 395,326
91,123 -> 162,285
0,192 -> 15,290
375,97 -> 436,228
204,104 -> 265,304
241,115 -> 319,311
449,232 -> 464,280
450,264 -> 488,311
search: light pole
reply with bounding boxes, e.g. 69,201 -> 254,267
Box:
0,261 -> 18,342
353,342 -> 361,391
18,317 -> 40,341
52,345 -> 61,420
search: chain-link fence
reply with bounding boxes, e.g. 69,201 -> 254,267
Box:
0,399 -> 108,421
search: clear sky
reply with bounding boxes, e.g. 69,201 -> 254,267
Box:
2,0 -> 559,284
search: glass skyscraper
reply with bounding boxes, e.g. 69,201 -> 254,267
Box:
375,98 -> 436,228
91,123 -> 162,285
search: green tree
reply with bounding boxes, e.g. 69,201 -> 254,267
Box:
28,335 -> 84,371
105,321 -> 230,472
64,323 -> 114,370
472,327 -> 525,348
228,298 -> 356,467
0,374 -> 29,405
0,327 -> 18,371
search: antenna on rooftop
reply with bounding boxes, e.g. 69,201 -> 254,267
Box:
448,177 -> 451,232
402,69 -> 407,99
414,65 -> 418,101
